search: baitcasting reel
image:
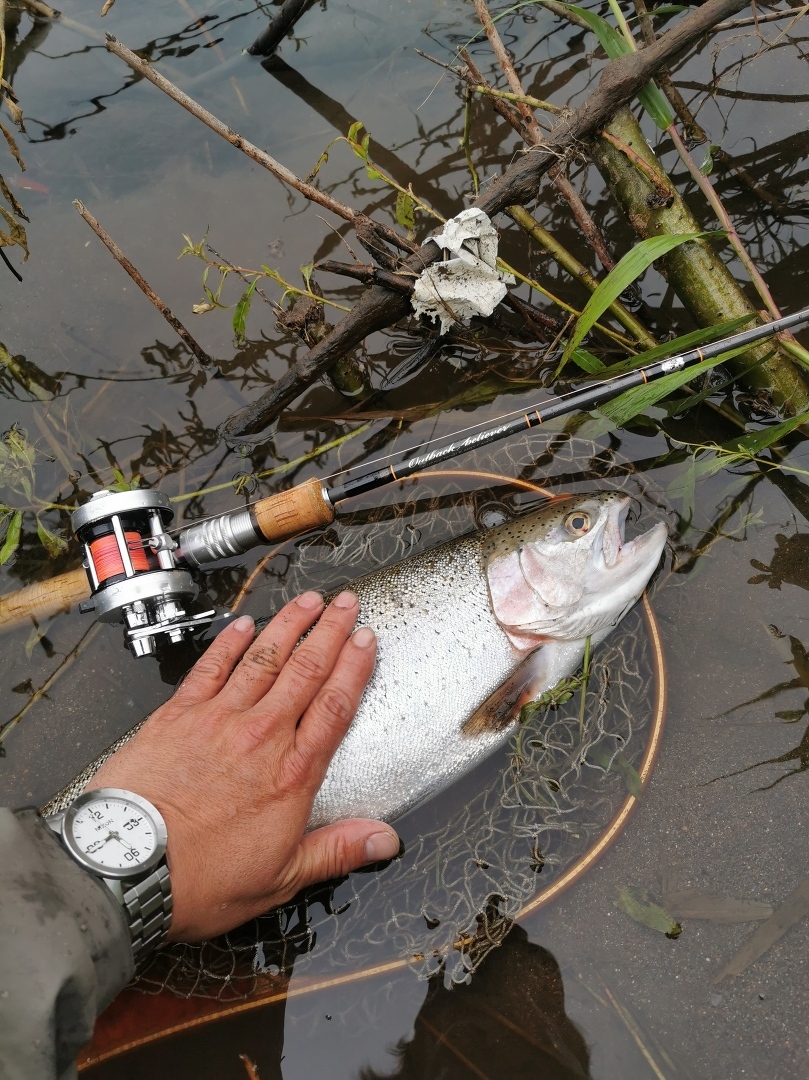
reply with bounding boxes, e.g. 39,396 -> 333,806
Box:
72,489 -> 215,657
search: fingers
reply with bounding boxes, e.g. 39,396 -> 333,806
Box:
219,591 -> 324,711
294,625 -> 376,776
236,591 -> 362,749
169,615 -> 256,707
283,819 -> 401,895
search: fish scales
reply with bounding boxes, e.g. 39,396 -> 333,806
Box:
311,533 -> 517,827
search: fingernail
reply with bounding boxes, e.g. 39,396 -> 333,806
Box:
352,626 -> 375,649
365,831 -> 400,863
296,591 -> 323,610
233,615 -> 254,633
333,590 -> 357,609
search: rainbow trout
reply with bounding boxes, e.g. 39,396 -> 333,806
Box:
47,492 -> 667,826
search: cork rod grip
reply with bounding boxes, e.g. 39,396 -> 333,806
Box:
252,478 -> 334,543
0,567 -> 91,631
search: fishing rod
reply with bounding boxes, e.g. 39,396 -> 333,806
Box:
3,305 -> 809,655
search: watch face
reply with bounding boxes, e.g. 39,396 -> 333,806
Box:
63,789 -> 167,878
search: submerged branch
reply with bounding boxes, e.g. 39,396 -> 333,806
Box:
73,200 -> 215,369
247,0 -> 312,57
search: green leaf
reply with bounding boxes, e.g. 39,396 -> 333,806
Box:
233,279 -> 257,346
24,624 -> 46,659
637,82 -> 675,130
346,121 -> 368,160
561,232 -> 714,368
35,518 -> 68,558
299,263 -> 314,290
721,410 -> 809,456
365,165 -> 384,181
615,886 -> 682,937
395,190 -> 416,233
108,469 -> 141,493
570,347 -> 606,374
0,511 -> 22,565
699,144 -> 719,176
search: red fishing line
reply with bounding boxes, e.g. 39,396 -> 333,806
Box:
89,532 -> 150,582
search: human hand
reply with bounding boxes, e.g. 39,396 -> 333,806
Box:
90,590 -> 400,941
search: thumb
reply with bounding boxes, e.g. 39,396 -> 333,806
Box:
288,819 -> 401,889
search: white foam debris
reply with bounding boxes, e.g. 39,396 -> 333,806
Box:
411,208 -> 515,334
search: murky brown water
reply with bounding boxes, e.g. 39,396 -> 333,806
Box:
2,0 -> 808,1077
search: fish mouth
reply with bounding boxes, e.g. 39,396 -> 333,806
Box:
596,496 -> 668,572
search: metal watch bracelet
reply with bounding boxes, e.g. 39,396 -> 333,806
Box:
108,864 -> 174,963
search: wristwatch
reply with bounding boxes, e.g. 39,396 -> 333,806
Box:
46,788 -> 173,964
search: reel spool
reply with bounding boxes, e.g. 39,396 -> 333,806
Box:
72,490 -> 214,657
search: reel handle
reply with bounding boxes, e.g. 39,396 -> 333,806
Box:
252,478 -> 334,543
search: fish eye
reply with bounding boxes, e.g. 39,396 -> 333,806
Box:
564,511 -> 591,536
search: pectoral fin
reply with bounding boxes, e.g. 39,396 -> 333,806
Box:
461,639 -> 586,737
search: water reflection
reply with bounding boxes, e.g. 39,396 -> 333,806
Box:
360,923 -> 590,1080
711,627 -> 809,789
749,530 -> 809,590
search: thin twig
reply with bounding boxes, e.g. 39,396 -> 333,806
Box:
469,84 -> 562,115
461,89 -> 481,196
506,205 -> 655,345
0,622 -> 102,751
471,0 -> 546,144
467,0 -> 620,274
73,200 -> 215,369
315,260 -> 415,294
599,129 -> 675,202
548,165 -> 618,272
666,127 -> 809,366
714,6 -> 809,30
105,35 -> 359,225
456,48 -> 533,141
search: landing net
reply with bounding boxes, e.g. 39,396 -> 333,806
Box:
135,442 -> 663,996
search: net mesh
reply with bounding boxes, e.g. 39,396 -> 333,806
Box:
133,439 -> 661,996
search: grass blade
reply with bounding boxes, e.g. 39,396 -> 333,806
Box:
598,344 -> 750,427
560,232 -> 714,370
600,315 -> 754,376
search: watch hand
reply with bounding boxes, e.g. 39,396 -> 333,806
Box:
110,831 -> 137,853
85,832 -> 115,854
